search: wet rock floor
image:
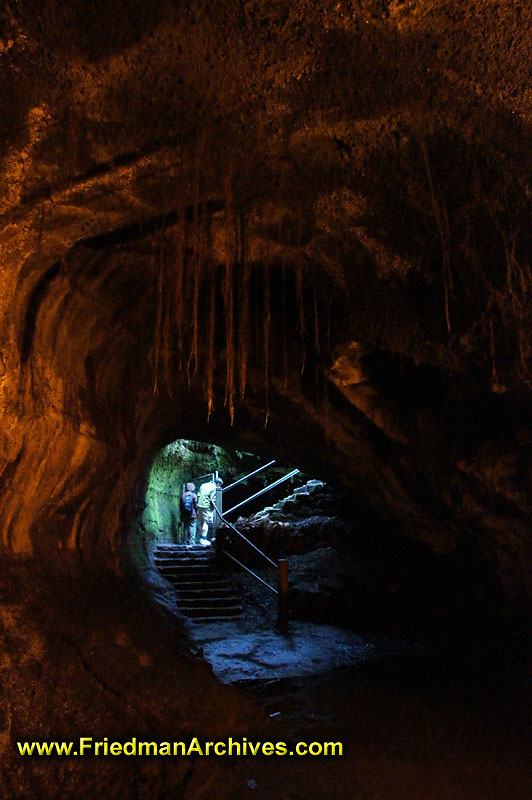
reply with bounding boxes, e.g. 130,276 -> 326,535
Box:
185,612 -> 532,800
190,619 -> 380,683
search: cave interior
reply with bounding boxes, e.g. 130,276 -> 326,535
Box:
2,1 -> 532,798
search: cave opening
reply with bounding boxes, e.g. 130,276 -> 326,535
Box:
130,437 -> 447,689
135,437 -> 306,553
132,436 -> 404,685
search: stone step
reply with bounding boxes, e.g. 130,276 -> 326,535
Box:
178,597 -> 242,610
189,615 -> 243,623
178,604 -> 243,618
175,586 -> 236,600
155,556 -> 213,563
155,542 -> 242,621
171,579 -> 233,590
154,547 -> 214,561
155,557 -> 213,564
156,543 -> 205,550
164,575 -> 231,586
154,556 -> 214,569
156,544 -> 212,553
157,563 -> 216,573
159,573 -> 219,583
155,546 -> 211,552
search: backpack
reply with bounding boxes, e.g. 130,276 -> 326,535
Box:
182,492 -> 194,516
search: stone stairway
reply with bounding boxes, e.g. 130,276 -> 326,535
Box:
154,543 -> 243,622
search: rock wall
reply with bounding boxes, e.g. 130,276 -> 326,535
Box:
0,0 -> 531,609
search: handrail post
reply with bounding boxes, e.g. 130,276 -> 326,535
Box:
214,526 -> 225,571
277,558 -> 289,633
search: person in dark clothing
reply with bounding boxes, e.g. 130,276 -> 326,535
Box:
180,482 -> 198,546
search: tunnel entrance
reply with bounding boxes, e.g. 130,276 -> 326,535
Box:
131,437 -> 390,684
131,433 -> 532,699
137,438 -> 305,552
132,435 -> 458,698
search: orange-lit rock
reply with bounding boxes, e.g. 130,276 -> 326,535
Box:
2,2 -> 532,797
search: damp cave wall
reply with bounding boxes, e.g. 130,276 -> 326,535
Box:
1,0 -> 532,623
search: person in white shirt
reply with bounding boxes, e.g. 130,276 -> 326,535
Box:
196,477 -> 223,546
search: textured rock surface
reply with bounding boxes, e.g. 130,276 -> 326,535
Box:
2,1 -> 532,796
0,0 -> 531,600
0,0 -> 531,601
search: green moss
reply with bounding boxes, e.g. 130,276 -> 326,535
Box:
141,439 -> 264,544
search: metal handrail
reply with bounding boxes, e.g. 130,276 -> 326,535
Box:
224,469 -> 300,516
222,460 -> 276,493
220,550 -> 278,594
213,503 -> 277,568
213,502 -> 289,631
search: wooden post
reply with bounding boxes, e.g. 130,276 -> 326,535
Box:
277,558 -> 289,633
